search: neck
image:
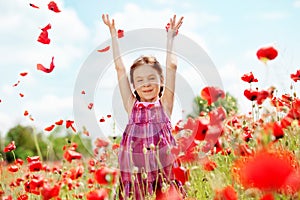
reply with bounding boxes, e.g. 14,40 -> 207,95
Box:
140,96 -> 158,102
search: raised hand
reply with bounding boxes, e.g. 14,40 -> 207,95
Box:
168,14 -> 184,37
102,14 -> 117,37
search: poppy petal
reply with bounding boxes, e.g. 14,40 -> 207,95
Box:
37,57 -> 55,73
29,3 -> 39,9
97,46 -> 110,52
48,1 -> 61,13
44,125 -> 55,132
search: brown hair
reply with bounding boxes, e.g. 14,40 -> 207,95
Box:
130,55 -> 164,101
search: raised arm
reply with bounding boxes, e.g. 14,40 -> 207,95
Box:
161,15 -> 184,117
102,14 -> 135,113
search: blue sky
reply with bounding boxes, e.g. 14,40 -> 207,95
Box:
1,0 -> 300,137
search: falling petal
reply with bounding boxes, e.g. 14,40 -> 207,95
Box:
82,126 -> 90,136
48,1 -> 61,13
37,56 -> 55,73
88,103 -> 93,110
24,110 -> 29,116
29,3 -> 39,9
81,90 -> 86,94
19,93 -> 24,98
37,24 -> 51,44
44,125 -> 55,132
29,115 -> 34,121
106,114 -> 111,118
19,72 -> 28,77
55,119 -> 63,125
13,80 -> 20,87
66,120 -> 76,132
99,117 -> 105,122
97,46 -> 110,53
117,29 -> 124,38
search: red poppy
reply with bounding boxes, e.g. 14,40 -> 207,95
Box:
112,143 -> 120,150
172,166 -> 190,184
290,69 -> 300,82
41,184 -> 60,200
37,56 -> 55,73
8,165 -> 19,173
270,97 -> 284,109
81,90 -> 86,94
17,194 -> 28,200
244,89 -> 258,101
260,193 -> 274,200
19,72 -> 28,76
37,24 -> 51,44
117,29 -> 124,38
156,184 -> 183,200
69,166 -> 84,180
44,125 -> 55,132
15,158 -> 24,166
235,144 -> 253,157
256,46 -> 278,63
214,186 -> 238,200
233,150 -> 298,192
107,114 -> 112,118
25,176 -> 44,195
256,90 -> 269,105
94,167 -> 118,185
86,189 -> 109,200
97,46 -> 110,52
63,149 -> 82,163
94,138 -> 110,148
29,161 -> 43,172
55,119 -> 63,125
4,141 -> 16,152
48,1 -> 61,13
203,159 -> 217,171
272,121 -> 284,139
241,72 -> 258,83
27,156 -> 40,163
209,106 -> 226,126
281,93 -> 293,106
88,102 -> 93,110
201,86 -> 225,105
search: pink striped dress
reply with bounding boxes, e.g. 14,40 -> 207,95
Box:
117,99 -> 182,200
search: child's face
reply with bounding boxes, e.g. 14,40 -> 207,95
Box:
133,65 -> 162,102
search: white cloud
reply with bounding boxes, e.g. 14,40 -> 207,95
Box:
0,0 -> 90,70
0,112 -> 15,134
293,0 -> 300,7
24,94 -> 72,115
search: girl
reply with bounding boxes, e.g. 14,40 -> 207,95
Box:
102,14 -> 185,200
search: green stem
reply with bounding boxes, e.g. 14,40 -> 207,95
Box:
33,127 -> 43,161
11,150 -> 16,162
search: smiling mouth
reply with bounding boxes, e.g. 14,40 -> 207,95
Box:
143,89 -> 153,93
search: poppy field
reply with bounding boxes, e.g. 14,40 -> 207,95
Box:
1,2 -> 300,200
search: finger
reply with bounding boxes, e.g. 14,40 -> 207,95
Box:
112,19 -> 115,27
172,15 -> 176,27
176,20 -> 183,29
